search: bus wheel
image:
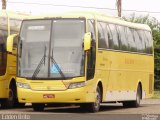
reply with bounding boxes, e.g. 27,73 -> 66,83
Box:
15,100 -> 25,108
1,86 -> 16,109
80,86 -> 101,112
123,85 -> 141,108
32,103 -> 45,111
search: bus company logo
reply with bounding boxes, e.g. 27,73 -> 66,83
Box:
142,114 -> 159,120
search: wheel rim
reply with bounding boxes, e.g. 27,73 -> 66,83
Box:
94,88 -> 101,109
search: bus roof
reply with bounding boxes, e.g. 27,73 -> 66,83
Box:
25,11 -> 151,31
0,10 -> 31,31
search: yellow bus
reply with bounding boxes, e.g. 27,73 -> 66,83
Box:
0,10 -> 29,108
7,12 -> 154,112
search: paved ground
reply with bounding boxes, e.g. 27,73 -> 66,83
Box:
0,99 -> 160,120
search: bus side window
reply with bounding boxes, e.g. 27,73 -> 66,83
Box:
106,25 -> 113,49
97,22 -> 107,49
144,31 -> 150,54
0,30 -> 7,76
117,25 -> 128,51
87,20 -> 96,80
101,22 -> 109,49
144,31 -> 153,54
137,30 -> 146,53
108,24 -> 119,50
133,30 -> 142,52
126,27 -> 137,52
148,31 -> 153,54
88,20 -> 96,41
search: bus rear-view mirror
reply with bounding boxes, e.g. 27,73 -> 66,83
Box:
7,34 -> 18,53
84,32 -> 91,51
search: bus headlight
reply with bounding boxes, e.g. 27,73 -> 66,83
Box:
68,82 -> 86,89
17,82 -> 31,89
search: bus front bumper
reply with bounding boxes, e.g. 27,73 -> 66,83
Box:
17,87 -> 96,103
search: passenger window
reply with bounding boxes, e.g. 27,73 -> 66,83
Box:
97,22 -> 107,49
143,31 -> 150,53
106,25 -> 114,49
117,25 -> 128,51
137,30 -> 146,53
108,24 -> 119,50
88,20 -> 96,42
144,31 -> 153,54
87,20 -> 96,80
100,22 -> 109,48
126,28 -> 137,52
133,30 -> 142,52
0,30 -> 8,76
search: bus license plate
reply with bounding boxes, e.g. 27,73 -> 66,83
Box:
43,94 -> 55,98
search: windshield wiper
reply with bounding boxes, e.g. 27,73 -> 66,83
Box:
32,46 -> 46,79
50,49 -> 66,80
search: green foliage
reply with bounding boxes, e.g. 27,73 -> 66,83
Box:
123,14 -> 160,90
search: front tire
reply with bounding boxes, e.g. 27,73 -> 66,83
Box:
32,103 -> 45,111
1,86 -> 16,109
15,100 -> 25,108
80,86 -> 101,112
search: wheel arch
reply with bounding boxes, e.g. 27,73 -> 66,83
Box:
8,77 -> 17,98
96,80 -> 103,102
8,77 -> 16,88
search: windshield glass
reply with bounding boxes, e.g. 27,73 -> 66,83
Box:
18,20 -> 51,78
18,19 -> 85,79
50,20 -> 85,78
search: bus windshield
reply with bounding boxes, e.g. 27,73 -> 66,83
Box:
18,19 -> 85,79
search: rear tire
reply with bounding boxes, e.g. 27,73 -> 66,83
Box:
80,86 -> 101,112
32,103 -> 45,111
123,85 -> 141,108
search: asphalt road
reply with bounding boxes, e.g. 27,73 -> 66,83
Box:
0,99 -> 160,120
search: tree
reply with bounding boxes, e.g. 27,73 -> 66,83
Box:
116,0 -> 122,17
123,14 -> 160,90
1,0 -> 6,9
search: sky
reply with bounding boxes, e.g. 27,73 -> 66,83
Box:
1,0 -> 160,21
